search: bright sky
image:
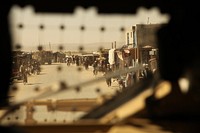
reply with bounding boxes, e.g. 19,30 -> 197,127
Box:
9,5 -> 170,52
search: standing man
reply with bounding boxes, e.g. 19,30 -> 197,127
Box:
20,63 -> 28,85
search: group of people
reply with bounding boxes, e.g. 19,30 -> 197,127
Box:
18,60 -> 41,85
103,63 -> 152,90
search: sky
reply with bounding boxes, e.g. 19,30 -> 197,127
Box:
9,5 -> 170,52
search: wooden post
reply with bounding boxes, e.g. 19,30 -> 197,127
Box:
25,101 -> 37,125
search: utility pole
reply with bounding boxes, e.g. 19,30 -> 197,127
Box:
147,17 -> 150,24
49,42 -> 51,51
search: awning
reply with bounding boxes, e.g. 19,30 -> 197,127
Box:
124,49 -> 130,53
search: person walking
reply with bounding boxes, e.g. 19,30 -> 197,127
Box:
104,64 -> 112,87
92,60 -> 98,75
20,63 -> 28,85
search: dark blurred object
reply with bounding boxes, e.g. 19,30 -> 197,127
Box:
0,125 -> 25,133
0,1 -> 12,108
